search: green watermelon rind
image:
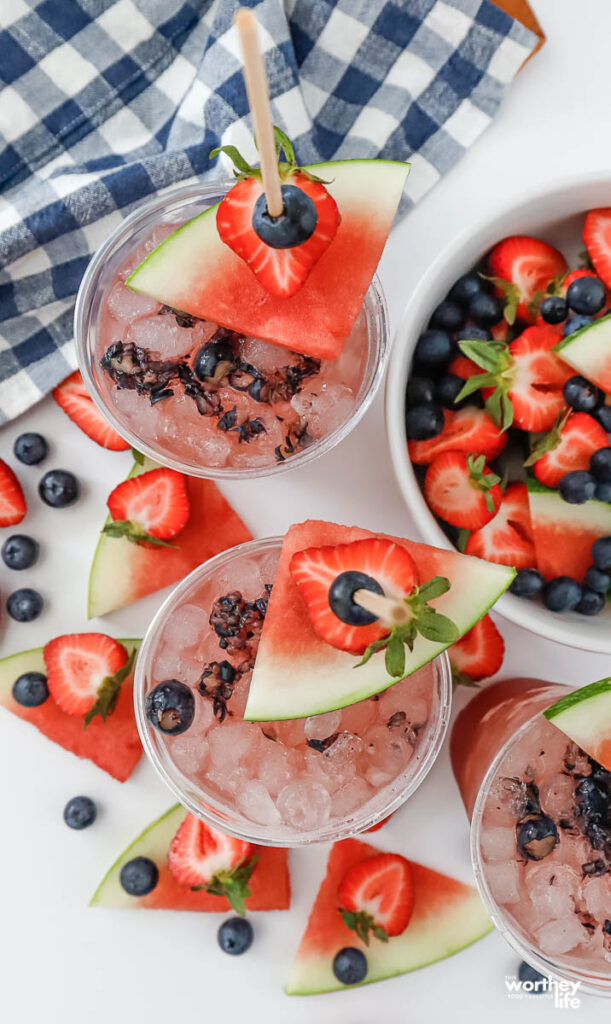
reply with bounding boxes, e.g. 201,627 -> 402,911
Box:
0,638 -> 142,701
554,313 -> 611,386
527,477 -> 611,527
544,676 -> 611,720
543,678 -> 611,766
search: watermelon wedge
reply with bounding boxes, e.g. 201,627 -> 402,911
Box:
285,838 -> 491,994
127,160 -> 409,361
91,804 -> 290,911
544,678 -> 611,771
0,640 -> 141,781
555,314 -> 611,394
527,478 -> 611,581
244,521 -> 514,721
88,456 -> 251,617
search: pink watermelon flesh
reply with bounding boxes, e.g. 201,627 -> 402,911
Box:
527,481 -> 611,581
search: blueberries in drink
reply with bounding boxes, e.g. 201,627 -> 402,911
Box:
406,376 -> 436,407
12,672 -> 49,708
217,917 -> 254,955
332,947 -> 368,985
120,856 -> 159,896
539,295 -> 567,325
563,375 -> 600,413
509,568 -> 544,599
7,588 -> 43,622
566,276 -> 605,315
64,795 -> 97,830
516,814 -> 559,861
413,329 -> 453,370
429,300 -> 464,333
39,469 -> 80,508
405,403 -> 444,441
575,778 -> 607,820
558,470 -> 596,504
193,339 -> 235,382
1,534 -> 39,571
145,679 -> 195,735
542,577 -> 582,612
14,432 -> 48,465
468,291 -> 503,327
448,273 -> 483,306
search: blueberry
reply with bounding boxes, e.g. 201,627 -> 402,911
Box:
63,795 -> 97,830
119,856 -> 159,896
518,961 -> 548,992
145,679 -> 195,735
193,339 -> 235,381
539,295 -> 568,325
12,671 -> 48,708
509,568 -> 545,599
405,402 -> 444,441
252,185 -> 317,249
328,571 -> 384,626
38,469 -> 79,508
406,375 -> 436,407
430,300 -> 464,332
562,375 -> 601,413
448,273 -> 484,306
595,480 -> 611,502
455,325 -> 492,341
563,314 -> 592,337
575,778 -> 608,820
7,588 -> 43,622
542,576 -> 582,612
332,947 -> 368,985
436,375 -> 467,409
516,814 -> 559,860
468,292 -> 504,327
576,588 -> 606,616
594,405 -> 611,432
13,432 -> 48,465
566,276 -> 606,315
217,917 -> 254,955
590,447 -> 611,482
592,536 -> 611,571
584,566 -> 611,593
558,470 -> 596,504
413,329 -> 453,370
1,534 -> 39,571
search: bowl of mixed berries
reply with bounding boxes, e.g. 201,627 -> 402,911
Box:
387,178 -> 611,653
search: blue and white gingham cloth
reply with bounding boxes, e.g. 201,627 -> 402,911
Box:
0,0 -> 538,423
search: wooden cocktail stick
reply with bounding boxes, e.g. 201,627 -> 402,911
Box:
234,7 -> 283,217
353,589 -> 411,626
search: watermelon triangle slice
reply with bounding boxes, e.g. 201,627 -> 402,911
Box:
527,478 -> 611,581
127,160 -> 409,361
90,804 -> 290,911
544,678 -> 611,771
244,521 -> 515,721
555,313 -> 611,393
0,639 -> 141,782
88,456 -> 251,617
285,837 -> 491,994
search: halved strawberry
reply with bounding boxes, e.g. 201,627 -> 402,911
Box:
488,236 -> 567,323
53,371 -> 130,451
214,130 -> 339,298
448,355 -> 481,381
525,411 -> 608,488
408,407 -> 506,466
106,467 -> 189,543
561,268 -> 600,294
0,459 -> 26,527
465,482 -> 535,568
583,209 -> 611,289
424,451 -> 501,530
338,852 -> 414,943
168,814 -> 255,915
450,614 -> 504,684
44,633 -> 129,717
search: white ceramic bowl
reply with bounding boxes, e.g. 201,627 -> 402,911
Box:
386,173 -> 611,654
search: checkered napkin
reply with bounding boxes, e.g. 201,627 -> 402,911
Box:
0,0 -> 537,424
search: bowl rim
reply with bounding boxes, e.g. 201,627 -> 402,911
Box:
385,169 -> 611,654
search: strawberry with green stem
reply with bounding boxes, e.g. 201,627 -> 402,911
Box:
524,410 -> 609,488
43,633 -> 136,725
487,236 -> 567,324
450,614 -> 504,687
424,451 -> 502,531
168,814 -> 256,916
338,853 -> 414,945
104,466 -> 190,547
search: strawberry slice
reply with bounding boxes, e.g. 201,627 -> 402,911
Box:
583,209 -> 611,289
525,411 -> 608,488
214,129 -> 339,298
424,451 -> 502,530
408,407 -> 506,466
168,814 -> 255,915
488,236 -> 567,323
450,614 -> 504,684
338,852 -> 414,943
0,459 -> 26,527
106,467 -> 190,543
465,482 -> 535,568
44,633 -> 130,718
53,371 -> 130,451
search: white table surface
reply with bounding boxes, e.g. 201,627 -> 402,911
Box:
1,2 -> 609,1020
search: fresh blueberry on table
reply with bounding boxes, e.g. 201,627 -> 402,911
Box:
405,402 -> 444,441
558,470 -> 596,504
563,314 -> 591,337
119,857 -> 159,896
7,588 -> 44,622
562,375 -> 600,413
64,796 -> 97,830
566,276 -> 605,315
38,469 -> 80,508
13,432 -> 48,466
509,568 -> 544,599
1,534 -> 39,571
413,329 -> 453,370
332,946 -> 368,985
429,299 -> 464,332
542,576 -> 582,613
539,295 -> 567,325
12,672 -> 49,708
217,917 -> 254,955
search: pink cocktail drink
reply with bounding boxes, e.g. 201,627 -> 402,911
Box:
135,538 -> 451,846
452,679 -> 611,995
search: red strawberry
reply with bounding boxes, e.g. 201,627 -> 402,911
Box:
53,371 -> 130,451
408,407 -> 506,466
562,268 -> 600,293
448,355 -> 481,380
583,209 -> 611,289
44,633 -> 129,717
488,236 -> 567,323
106,467 -> 189,541
168,814 -> 255,915
0,459 -> 26,527
338,852 -> 414,943
450,614 -> 504,683
525,411 -> 608,488
424,451 -> 502,530
364,814 -> 392,833
465,482 -> 535,568
491,320 -> 511,342
289,537 -> 419,655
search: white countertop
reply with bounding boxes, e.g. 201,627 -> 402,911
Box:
0,2 -> 609,1020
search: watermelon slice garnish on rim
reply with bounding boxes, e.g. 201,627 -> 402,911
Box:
544,678 -> 611,772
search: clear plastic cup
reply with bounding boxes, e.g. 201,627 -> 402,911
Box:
133,536 -> 452,846
74,182 -> 388,479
